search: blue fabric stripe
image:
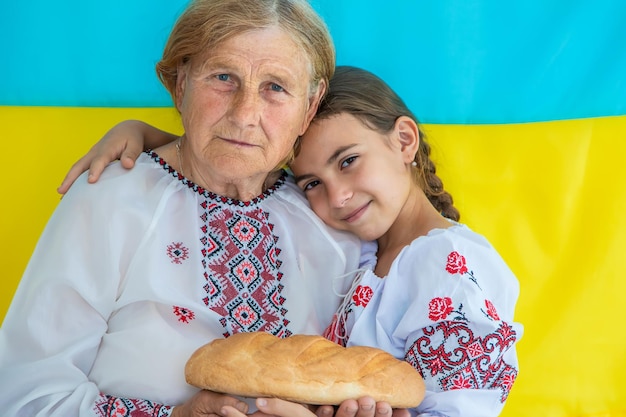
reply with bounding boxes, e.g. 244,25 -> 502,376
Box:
1,0 -> 625,124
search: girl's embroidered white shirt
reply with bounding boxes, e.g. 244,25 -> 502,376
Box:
325,224 -> 523,417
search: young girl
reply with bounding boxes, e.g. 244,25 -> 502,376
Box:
59,66 -> 522,417
288,66 -> 522,417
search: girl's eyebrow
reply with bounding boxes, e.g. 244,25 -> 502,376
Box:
327,144 -> 358,165
294,143 -> 358,184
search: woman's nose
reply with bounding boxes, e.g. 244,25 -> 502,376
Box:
228,86 -> 261,127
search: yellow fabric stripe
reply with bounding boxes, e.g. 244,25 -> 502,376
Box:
1,106 -> 625,416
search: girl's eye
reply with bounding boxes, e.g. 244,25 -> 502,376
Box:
340,156 -> 357,169
303,180 -> 320,191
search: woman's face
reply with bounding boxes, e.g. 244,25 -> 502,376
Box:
176,27 -> 323,187
290,113 -> 415,241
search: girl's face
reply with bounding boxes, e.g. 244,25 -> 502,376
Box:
290,113 -> 417,241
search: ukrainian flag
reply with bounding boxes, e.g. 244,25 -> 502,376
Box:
1,1 -> 625,416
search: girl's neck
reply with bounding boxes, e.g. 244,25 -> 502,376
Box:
374,190 -> 452,277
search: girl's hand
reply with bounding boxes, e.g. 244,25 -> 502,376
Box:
57,120 -> 177,194
170,390 -> 249,417
315,397 -> 409,417
220,397 -> 410,417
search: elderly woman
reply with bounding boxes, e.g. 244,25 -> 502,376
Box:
0,1 -> 394,416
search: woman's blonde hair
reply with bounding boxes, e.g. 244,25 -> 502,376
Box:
156,0 -> 335,102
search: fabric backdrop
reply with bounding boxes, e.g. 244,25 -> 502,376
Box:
1,1 -> 625,416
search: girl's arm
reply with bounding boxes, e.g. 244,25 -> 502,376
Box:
57,120 -> 177,194
395,242 -> 522,417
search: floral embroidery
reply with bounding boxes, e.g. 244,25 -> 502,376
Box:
94,394 -> 172,416
428,297 -> 467,322
483,299 -> 500,320
445,251 -> 468,274
352,285 -> 373,307
428,297 -> 454,321
172,306 -> 195,323
166,242 -> 189,265
445,251 -> 481,289
405,321 -> 518,403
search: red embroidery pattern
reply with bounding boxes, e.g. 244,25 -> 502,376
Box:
352,285 -> 373,307
324,272 -> 370,346
428,297 -> 467,322
445,251 -> 468,274
323,313 -> 348,347
428,297 -> 453,321
405,321 -> 518,402
484,299 -> 500,320
94,394 -> 172,417
199,203 -> 290,337
445,251 -> 481,288
166,242 -> 189,265
172,306 -> 195,323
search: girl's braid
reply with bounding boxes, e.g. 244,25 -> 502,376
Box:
416,131 -> 460,221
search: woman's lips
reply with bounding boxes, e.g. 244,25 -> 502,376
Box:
219,136 -> 255,147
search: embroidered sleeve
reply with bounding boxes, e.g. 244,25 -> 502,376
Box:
390,243 -> 522,417
94,394 -> 173,417
405,319 -> 518,402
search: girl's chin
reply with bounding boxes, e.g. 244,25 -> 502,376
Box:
350,228 -> 381,242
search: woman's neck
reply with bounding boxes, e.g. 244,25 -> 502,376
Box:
163,140 -> 281,202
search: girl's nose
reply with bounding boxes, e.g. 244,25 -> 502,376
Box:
328,182 -> 352,208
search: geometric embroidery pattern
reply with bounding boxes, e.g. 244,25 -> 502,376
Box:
152,151 -> 291,340
199,200 -> 289,338
172,306 -> 195,324
93,394 -> 172,416
166,242 -> 189,265
405,320 -> 518,402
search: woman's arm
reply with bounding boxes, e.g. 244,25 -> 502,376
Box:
57,120 -> 177,194
0,177 -> 180,416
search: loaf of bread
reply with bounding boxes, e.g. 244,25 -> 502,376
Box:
185,332 -> 425,408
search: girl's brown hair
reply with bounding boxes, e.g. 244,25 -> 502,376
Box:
308,65 -> 460,221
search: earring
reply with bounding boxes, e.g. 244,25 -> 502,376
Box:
411,161 -> 417,167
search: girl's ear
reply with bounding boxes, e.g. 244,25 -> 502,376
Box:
394,116 -> 420,164
299,79 -> 327,135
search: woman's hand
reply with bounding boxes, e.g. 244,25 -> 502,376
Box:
171,390 -> 249,417
57,120 -> 177,194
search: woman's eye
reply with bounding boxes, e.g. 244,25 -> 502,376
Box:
216,74 -> 230,81
340,156 -> 357,169
269,83 -> 285,93
303,180 -> 320,191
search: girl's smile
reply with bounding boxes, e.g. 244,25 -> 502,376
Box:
291,112 -> 416,242
342,201 -> 371,223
